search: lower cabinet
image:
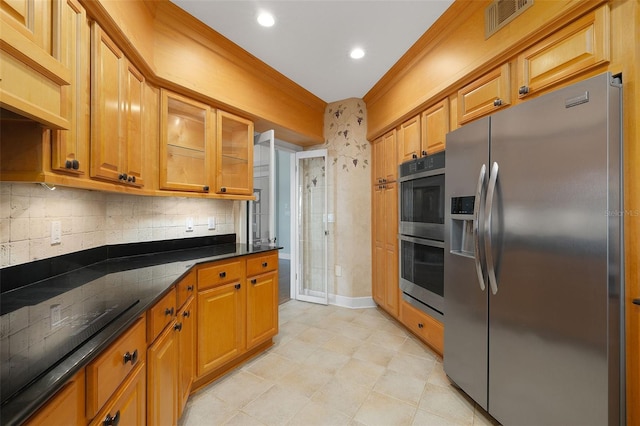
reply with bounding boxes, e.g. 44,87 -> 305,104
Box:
399,299 -> 444,356
246,253 -> 279,350
25,370 -> 86,426
147,322 -> 179,426
90,363 -> 146,426
177,297 -> 195,418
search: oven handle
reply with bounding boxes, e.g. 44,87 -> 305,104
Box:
485,162 -> 499,295
398,234 -> 445,248
473,164 -> 487,292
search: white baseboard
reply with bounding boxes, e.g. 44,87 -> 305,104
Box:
328,294 -> 376,309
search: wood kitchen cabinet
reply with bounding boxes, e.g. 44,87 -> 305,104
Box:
197,260 -> 246,376
372,130 -> 399,318
421,99 -> 449,154
517,5 -> 609,99
25,369 -> 85,426
216,110 -> 254,195
457,63 -> 511,125
147,320 -> 179,426
160,90 -> 213,193
90,363 -> 146,426
400,299 -> 443,356
246,252 -> 279,350
177,297 -> 195,418
397,115 -> 421,163
51,0 -> 89,175
90,22 -> 144,187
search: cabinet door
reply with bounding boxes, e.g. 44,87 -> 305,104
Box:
160,90 -> 212,192
147,323 -> 179,426
397,115 -> 421,163
123,62 -> 144,186
517,5 -> 609,98
51,0 -> 88,175
382,130 -> 397,183
25,370 -> 85,426
1,0 -> 52,52
216,110 -> 253,195
90,22 -> 124,182
372,186 -> 385,307
384,184 -> 399,316
90,363 -> 146,426
197,281 -> 246,376
246,271 -> 278,350
372,136 -> 384,184
458,63 -> 511,125
421,99 -> 449,155
177,297 -> 195,418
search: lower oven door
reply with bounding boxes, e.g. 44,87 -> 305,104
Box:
399,235 -> 445,316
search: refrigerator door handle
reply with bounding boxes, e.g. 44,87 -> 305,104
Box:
473,164 -> 487,291
485,161 -> 499,295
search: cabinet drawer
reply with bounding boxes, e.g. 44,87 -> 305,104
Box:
176,271 -> 196,310
457,63 -> 511,125
247,252 -> 278,277
86,317 -> 146,418
147,288 -> 177,343
89,362 -> 146,426
400,300 -> 443,356
198,260 -> 244,290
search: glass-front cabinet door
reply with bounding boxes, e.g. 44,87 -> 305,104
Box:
216,110 -> 254,195
160,90 -> 212,193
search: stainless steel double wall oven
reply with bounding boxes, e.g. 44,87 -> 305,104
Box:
398,151 -> 445,320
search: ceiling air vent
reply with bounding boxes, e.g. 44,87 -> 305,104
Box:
485,0 -> 533,39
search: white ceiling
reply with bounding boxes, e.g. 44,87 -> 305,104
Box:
170,1 -> 455,104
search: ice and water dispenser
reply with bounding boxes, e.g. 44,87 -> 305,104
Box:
450,196 -> 476,257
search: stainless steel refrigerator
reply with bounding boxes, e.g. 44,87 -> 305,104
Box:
443,72 -> 624,425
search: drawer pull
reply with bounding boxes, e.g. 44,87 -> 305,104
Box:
235,283 -> 241,290
251,279 -> 257,285
123,349 -> 138,365
633,299 -> 640,306
164,307 -> 175,316
219,271 -> 226,278
103,410 -> 120,426
493,98 -> 503,107
418,323 -> 424,329
183,310 -> 190,318
174,322 -> 182,331
187,285 -> 194,291
262,262 -> 268,268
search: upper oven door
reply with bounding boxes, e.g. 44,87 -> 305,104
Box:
400,170 -> 445,240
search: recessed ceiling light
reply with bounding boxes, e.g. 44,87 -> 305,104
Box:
257,12 -> 275,27
350,47 -> 365,59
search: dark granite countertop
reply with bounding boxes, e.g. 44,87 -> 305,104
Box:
0,235 -> 279,425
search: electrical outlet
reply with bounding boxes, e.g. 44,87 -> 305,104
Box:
186,217 -> 194,232
335,265 -> 342,277
51,221 -> 61,245
208,217 -> 216,230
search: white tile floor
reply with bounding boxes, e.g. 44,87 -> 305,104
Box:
180,300 -> 498,426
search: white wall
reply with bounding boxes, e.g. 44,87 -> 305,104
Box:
0,183 -> 237,268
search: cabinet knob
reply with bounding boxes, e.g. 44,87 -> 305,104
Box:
421,151 -> 427,157
251,279 -> 257,285
183,310 -> 191,318
164,307 -> 175,316
519,85 -> 530,95
493,98 -> 503,107
412,153 -> 418,159
123,349 -> 138,365
72,159 -> 79,170
262,262 -> 268,268
174,322 -> 182,331
633,299 -> 640,306
65,160 -> 72,169
187,285 -> 194,291
203,186 -> 209,192
103,410 -> 121,426
418,323 -> 424,329
235,283 -> 241,290
219,271 -> 226,278
221,187 -> 227,193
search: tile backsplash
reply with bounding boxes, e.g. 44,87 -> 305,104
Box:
0,183 -> 238,268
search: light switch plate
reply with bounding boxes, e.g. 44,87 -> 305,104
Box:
208,217 -> 216,230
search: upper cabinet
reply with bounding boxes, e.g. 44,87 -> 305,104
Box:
51,0 -> 89,176
517,5 -> 610,99
458,63 -> 511,125
160,90 -> 213,193
0,0 -> 70,129
90,22 -> 144,187
216,110 -> 253,196
373,129 -> 397,184
421,99 -> 449,155
397,115 -> 421,163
